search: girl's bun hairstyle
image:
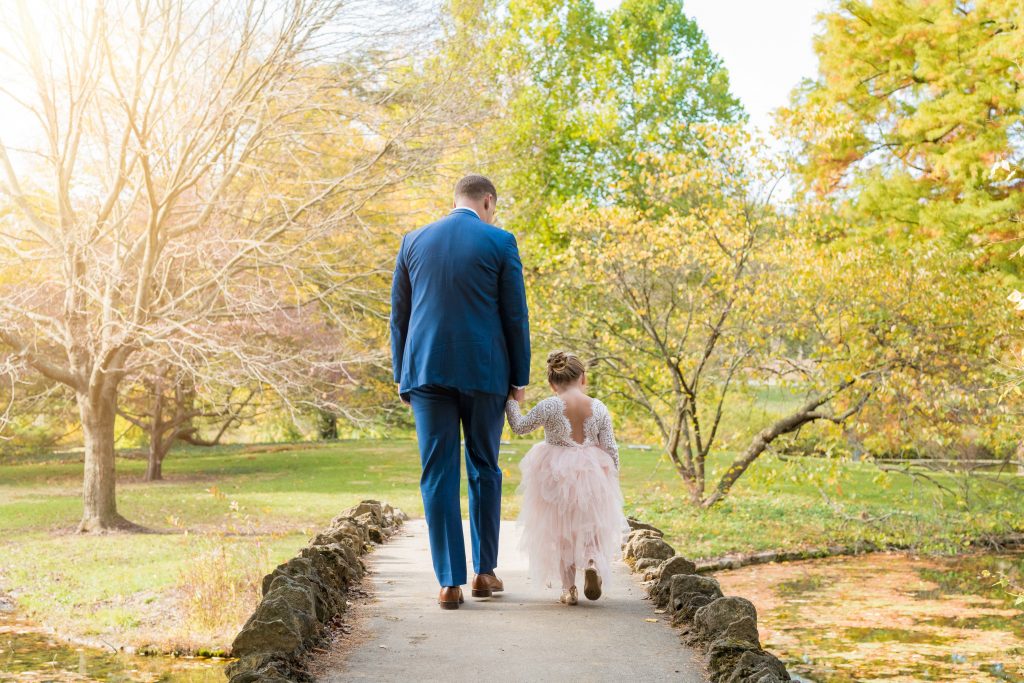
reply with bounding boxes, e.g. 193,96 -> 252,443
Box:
547,350 -> 586,386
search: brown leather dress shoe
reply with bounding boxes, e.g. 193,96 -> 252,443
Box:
438,586 -> 464,610
471,572 -> 504,598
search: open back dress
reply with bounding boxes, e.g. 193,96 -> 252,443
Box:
505,395 -> 629,590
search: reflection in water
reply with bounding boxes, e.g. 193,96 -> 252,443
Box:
0,615 -> 225,682
714,551 -> 1024,683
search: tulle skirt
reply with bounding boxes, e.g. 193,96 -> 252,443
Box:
515,442 -> 630,590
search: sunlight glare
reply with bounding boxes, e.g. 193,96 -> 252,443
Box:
0,1 -> 78,152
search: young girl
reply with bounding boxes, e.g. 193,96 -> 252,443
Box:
505,351 -> 629,605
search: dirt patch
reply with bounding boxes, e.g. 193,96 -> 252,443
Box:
304,570 -> 380,678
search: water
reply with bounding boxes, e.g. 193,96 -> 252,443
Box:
0,615 -> 224,682
715,550 -> 1024,682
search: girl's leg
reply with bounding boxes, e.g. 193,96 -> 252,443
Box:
585,533 -> 602,570
559,559 -> 578,605
560,560 -> 576,590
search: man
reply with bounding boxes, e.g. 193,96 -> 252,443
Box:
390,174 -> 531,610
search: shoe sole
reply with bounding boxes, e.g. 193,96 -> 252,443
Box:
583,568 -> 602,600
438,593 -> 465,609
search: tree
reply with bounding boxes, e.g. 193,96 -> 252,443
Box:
0,0 -> 447,531
779,0 -> 1024,256
117,367 -> 254,481
0,367 -> 77,459
544,125 -> 1007,507
778,0 -> 1023,464
487,0 -> 744,233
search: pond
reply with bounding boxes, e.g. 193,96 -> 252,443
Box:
714,550 -> 1024,682
0,614 -> 224,682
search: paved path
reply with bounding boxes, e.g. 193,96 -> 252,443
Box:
315,519 -> 707,682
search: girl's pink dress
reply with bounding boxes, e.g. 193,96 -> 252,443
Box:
505,396 -> 629,589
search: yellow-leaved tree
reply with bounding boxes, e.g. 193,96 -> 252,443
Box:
540,124 -> 1009,507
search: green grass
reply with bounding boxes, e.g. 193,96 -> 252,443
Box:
628,450 -> 1024,558
1,437 -> 1022,653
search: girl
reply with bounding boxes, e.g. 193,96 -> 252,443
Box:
505,351 -> 629,605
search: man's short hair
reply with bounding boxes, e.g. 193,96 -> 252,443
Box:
454,174 -> 497,201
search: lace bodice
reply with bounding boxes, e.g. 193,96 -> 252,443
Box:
505,395 -> 620,469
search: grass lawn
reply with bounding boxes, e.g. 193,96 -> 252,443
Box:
1,436 -> 1022,654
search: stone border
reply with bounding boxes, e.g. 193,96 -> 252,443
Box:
695,531 -> 1024,574
623,517 -> 793,683
225,500 -> 408,683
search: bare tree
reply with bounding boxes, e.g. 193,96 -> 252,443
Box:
117,365 -> 255,481
0,0 -> 448,531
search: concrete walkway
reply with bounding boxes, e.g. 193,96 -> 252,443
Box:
315,519 -> 707,682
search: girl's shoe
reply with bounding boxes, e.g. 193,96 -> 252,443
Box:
583,564 -> 602,601
559,585 -> 578,605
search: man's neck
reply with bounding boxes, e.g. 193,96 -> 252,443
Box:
452,204 -> 481,219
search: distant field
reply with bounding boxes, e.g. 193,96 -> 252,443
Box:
1,434 -> 1021,653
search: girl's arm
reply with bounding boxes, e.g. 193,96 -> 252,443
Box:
505,397 -> 548,435
596,402 -> 620,470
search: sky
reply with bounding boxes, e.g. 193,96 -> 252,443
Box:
594,0 -> 831,132
0,0 -> 831,170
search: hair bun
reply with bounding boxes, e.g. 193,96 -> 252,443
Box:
546,350 -> 586,386
547,350 -> 568,370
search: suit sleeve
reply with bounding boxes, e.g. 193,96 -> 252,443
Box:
499,232 -> 531,388
390,235 -> 411,384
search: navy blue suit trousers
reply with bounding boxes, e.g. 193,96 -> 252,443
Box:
409,386 -> 505,586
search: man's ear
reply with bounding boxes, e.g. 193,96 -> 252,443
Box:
484,195 -> 491,212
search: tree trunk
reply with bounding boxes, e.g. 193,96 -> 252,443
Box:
76,391 -> 137,532
146,437 -> 164,481
146,427 -> 174,482
703,427 -> 778,508
317,409 -> 338,440
701,380 -> 870,509
666,447 -> 704,506
146,379 -> 165,482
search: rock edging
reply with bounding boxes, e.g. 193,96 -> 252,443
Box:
623,517 -> 792,683
695,531 -> 1024,574
225,500 -> 408,683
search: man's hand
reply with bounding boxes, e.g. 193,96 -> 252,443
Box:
399,388 -> 410,406
510,386 -> 525,403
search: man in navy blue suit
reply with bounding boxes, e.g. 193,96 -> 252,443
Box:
390,175 -> 530,609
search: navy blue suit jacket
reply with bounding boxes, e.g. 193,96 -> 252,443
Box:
390,208 -> 531,397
